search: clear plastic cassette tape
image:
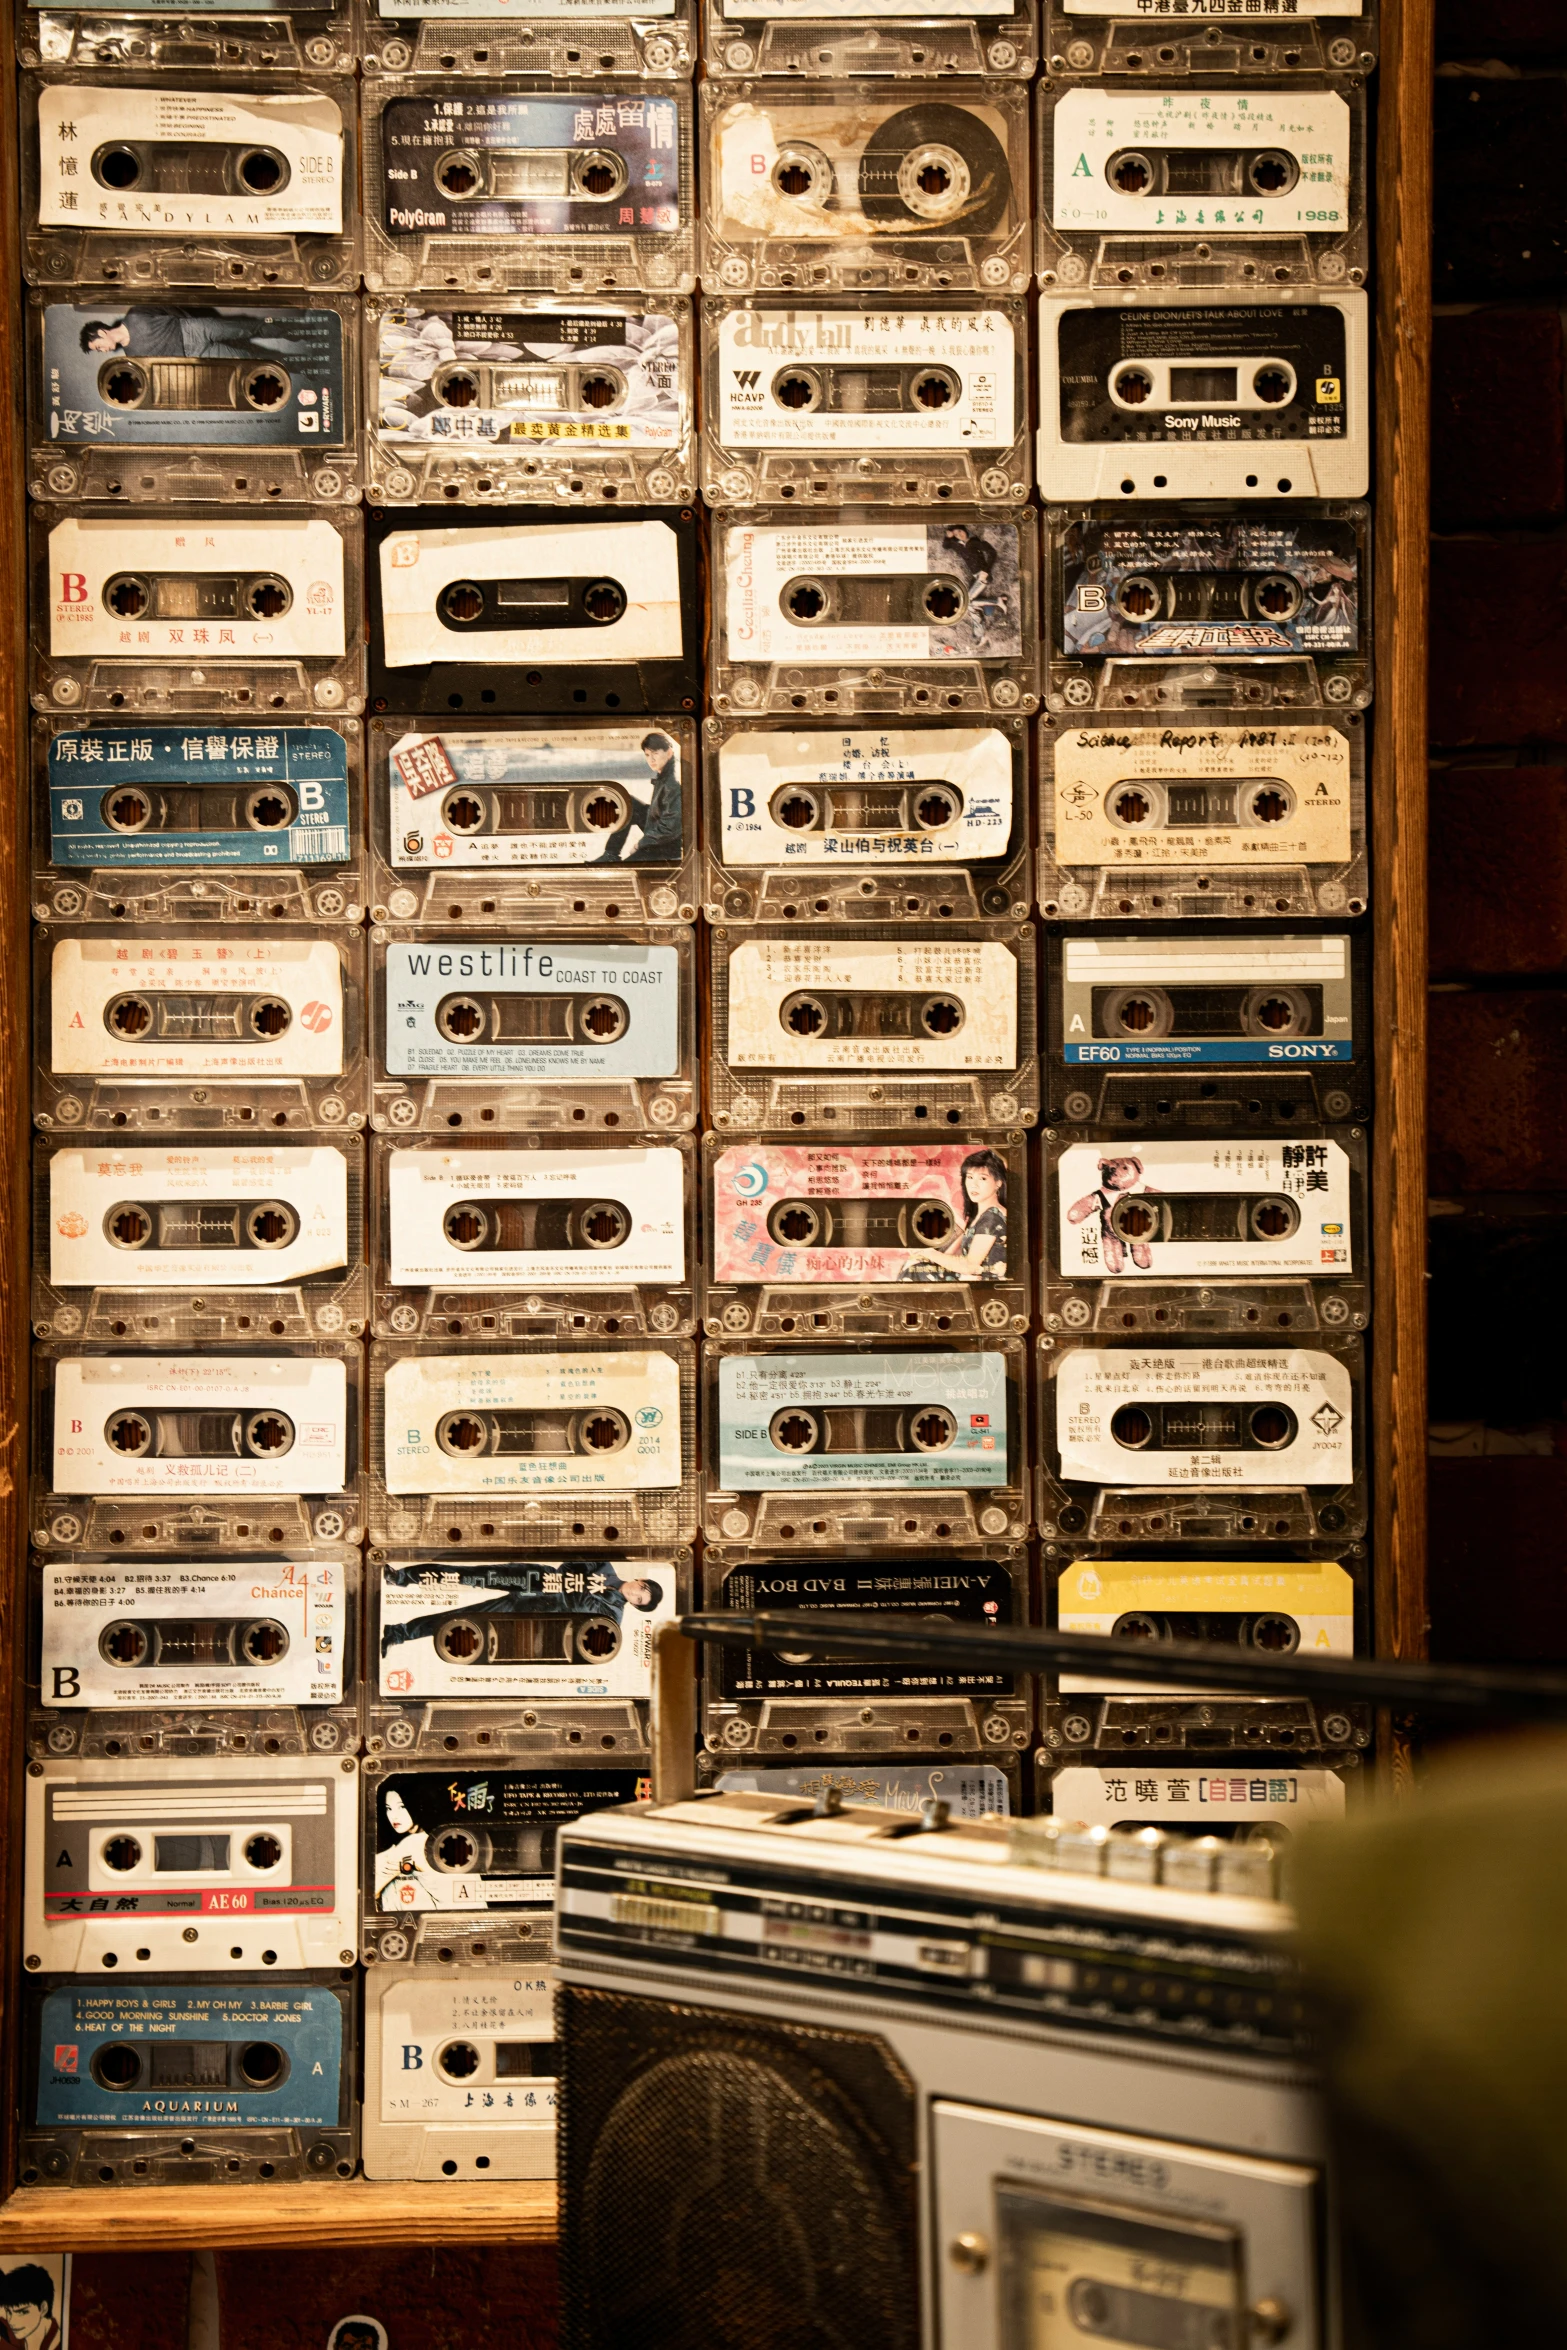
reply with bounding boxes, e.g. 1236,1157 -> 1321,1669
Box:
700,85 -> 1031,294
33,1342 -> 364,1555
1042,0 -> 1376,80
363,1760 -> 649,1963
704,718 -> 1030,924
700,1546 -> 1033,1757
367,715 -> 699,929
372,927 -> 697,1136
1043,1551 -> 1370,1759
1044,926 -> 1368,1130
1044,1127 -> 1366,1336
1046,502 -> 1371,715
21,1970 -> 358,2188
1038,1757 -> 1352,1836
1038,291 -> 1370,503
711,509 -> 1039,718
34,718 -> 364,926
23,1754 -> 362,1972
21,0 -> 357,74
31,505 -> 365,717
366,508 -> 701,722
705,0 -> 1034,76
705,1133 -> 1028,1338
29,292 -> 360,506
709,926 -> 1038,1131
702,1755 -> 1019,1813
363,0 -> 692,76
362,83 -> 694,297
700,297 -> 1029,508
23,76 -> 359,290
29,1550 -> 360,1759
367,1548 -> 689,1756
704,1337 -> 1029,1547
1037,1333 -> 1365,1544
368,297 -> 694,507
373,1134 -> 696,1340
33,1136 -> 368,1343
35,927 -> 368,1134
1037,77 -> 1367,291
1038,710 -> 1367,921
368,1335 -> 699,1552
362,1964 -> 556,2182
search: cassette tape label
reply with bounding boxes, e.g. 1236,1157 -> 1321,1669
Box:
377,307 -> 683,457
718,1348 -> 1009,1489
41,1557 -> 347,1711
1059,933 -> 1353,1065
723,521 -> 1023,664
1046,1763 -> 1347,1827
387,727 -> 684,874
716,727 -> 1011,869
1055,1557 -> 1355,1695
714,311 -> 1014,452
35,1981 -> 344,2131
388,1145 -> 684,1290
1059,512 -> 1361,663
712,1141 -> 1012,1286
49,727 -> 351,871
378,1558 -> 676,1701
42,303 -> 347,450
36,87 -> 346,238
49,1146 -> 350,1290
377,93 -> 683,242
1056,1140 -> 1354,1280
1048,89 -> 1351,241
50,1353 -> 349,1497
1054,1346 -> 1353,1486
713,1762 -> 1013,1813
1056,303 -> 1347,447
376,520 -> 683,672
382,1349 -> 682,1496
47,515 -> 347,662
373,1767 -> 646,1914
371,1974 -> 554,2135
1051,724 -> 1352,872
727,938 -> 1017,1071
384,941 -> 680,1080
714,1563 -> 1017,1696
51,937 -> 344,1079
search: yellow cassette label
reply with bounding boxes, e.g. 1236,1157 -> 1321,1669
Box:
1057,1555 -> 1355,1694
1052,724 -> 1352,871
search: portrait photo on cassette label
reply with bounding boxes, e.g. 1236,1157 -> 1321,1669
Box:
369,299 -> 693,507
24,78 -> 358,290
362,1967 -> 555,2183
374,1553 -> 679,1705
30,293 -> 359,506
708,1758 -> 1016,1812
701,84 -> 1031,294
362,0 -> 693,79
1042,0 -> 1376,82
362,85 -> 693,296
1041,1759 -> 1349,1832
701,299 -> 1028,508
706,0 -> 1035,81
1038,293 -> 1369,503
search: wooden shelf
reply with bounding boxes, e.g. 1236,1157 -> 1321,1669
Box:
0,2179 -> 558,2255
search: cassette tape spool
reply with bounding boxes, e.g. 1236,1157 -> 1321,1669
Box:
373,1135 -> 696,1340
704,1338 -> 1029,1548
1036,78 -> 1367,292
1047,502 -> 1371,715
1038,711 -> 1368,922
701,1755 -> 1019,1813
1038,292 -> 1370,503
34,1137 -> 368,1344
31,505 -> 365,717
36,927 -> 368,1134
1038,1757 -> 1353,1836
1044,1553 -> 1371,1760
372,928 -> 696,1137
29,293 -> 360,507
35,719 -> 364,927
705,1134 -> 1029,1338
706,0 -> 1035,77
367,1549 -> 690,1756
709,927 -> 1038,1131
1037,1334 -> 1365,1545
701,85 -> 1031,295
368,715 -> 699,930
368,1336 -> 699,1552
30,1552 -> 360,1761
1042,0 -> 1376,81
367,508 -> 702,722
24,77 -> 358,290
33,1342 -> 363,1555
700,298 -> 1030,509
23,1755 -> 361,1972
368,299 -> 694,508
712,508 -> 1039,718
21,0 -> 357,75
363,0 -> 693,77
1044,1128 -> 1367,1336
704,719 -> 1029,926
362,83 -> 695,298
21,1970 -> 358,2188
363,1761 -> 649,1963
700,1548 -> 1033,1758
362,1965 -> 556,2181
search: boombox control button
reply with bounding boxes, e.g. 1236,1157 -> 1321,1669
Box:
948,2234 -> 990,2276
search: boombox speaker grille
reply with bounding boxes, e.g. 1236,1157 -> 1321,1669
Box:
560,1984 -> 920,2350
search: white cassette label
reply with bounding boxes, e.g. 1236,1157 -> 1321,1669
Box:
387,1146 -> 684,1291
1051,91 -> 1351,238
1052,726 -> 1353,872
722,522 -> 1023,664
382,1350 -> 683,1496
715,312 -> 1014,450
1056,1557 -> 1355,1696
717,727 -> 1013,869
41,1558 -> 347,1710
1049,1763 -> 1347,1827
378,1558 -> 677,1700
1054,1348 -> 1353,1487
51,1353 -> 349,1496
48,517 -> 347,661
1060,0 -> 1362,14
35,87 -> 345,237
49,1145 -> 350,1290
50,937 -> 345,1081
377,521 -> 684,670
727,939 -> 1017,1071
373,1972 -> 556,2126
1056,1140 -> 1354,1280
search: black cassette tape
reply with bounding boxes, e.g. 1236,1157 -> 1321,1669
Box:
23,75 -> 359,290
32,1340 -> 364,1555
362,0 -> 693,76
372,1133 -> 697,1340
1044,924 -> 1368,1130
20,1971 -> 358,2187
1036,1757 -> 1357,1845
704,1131 -> 1029,1339
367,714 -> 699,930
705,0 -> 1034,76
363,1760 -> 649,1963
367,297 -> 695,509
704,1335 -> 1029,1548
1042,0 -> 1376,80
367,1334 -> 699,1553
700,1547 -> 1034,1758
1037,1332 -> 1365,1545
28,1549 -> 361,1759
366,506 -> 702,722
362,82 -> 695,298
35,924 -> 368,1134
697,1752 -> 1022,1814
20,0 -> 356,73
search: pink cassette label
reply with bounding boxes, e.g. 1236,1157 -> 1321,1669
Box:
711,1141 -> 1011,1288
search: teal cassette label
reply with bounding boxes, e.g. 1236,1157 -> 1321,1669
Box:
49,727 -> 351,870
35,1979 -> 343,2130
717,1348 -> 1009,1490
385,940 -> 681,1079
